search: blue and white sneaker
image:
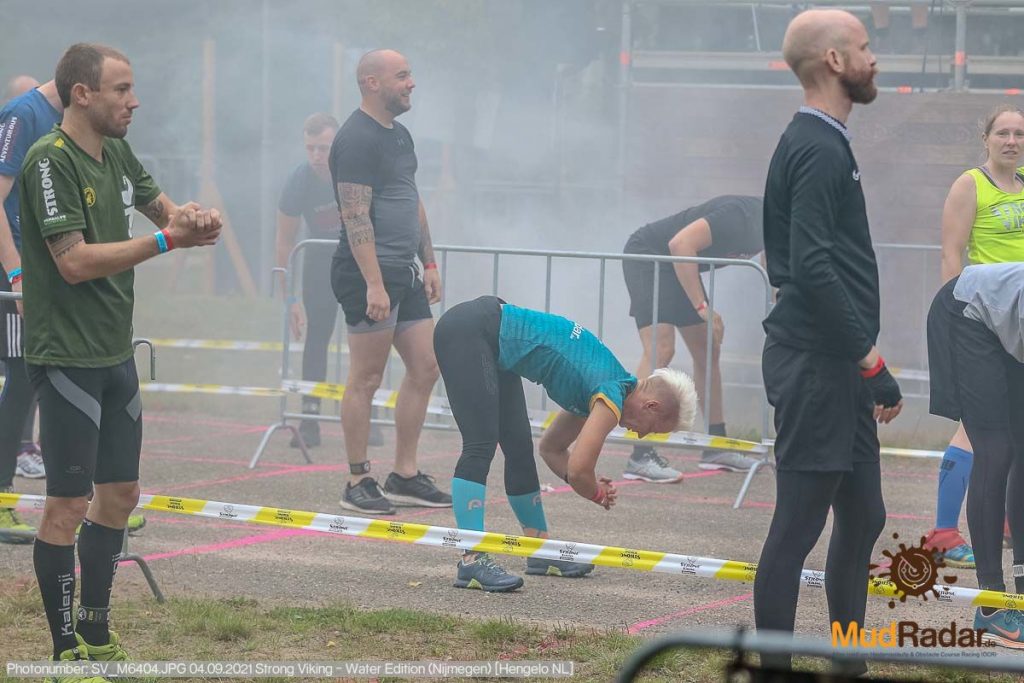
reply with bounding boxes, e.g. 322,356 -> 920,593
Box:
975,608 -> 1024,649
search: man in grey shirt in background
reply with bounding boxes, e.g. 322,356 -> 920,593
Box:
329,49 -> 450,515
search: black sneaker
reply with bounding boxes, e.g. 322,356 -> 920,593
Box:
290,419 -> 320,448
340,478 -> 395,515
383,471 -> 452,508
454,554 -> 524,592
526,557 -> 595,578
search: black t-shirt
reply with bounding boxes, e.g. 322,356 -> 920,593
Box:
762,112 -> 879,361
329,109 -> 420,266
278,162 -> 339,236
633,195 -> 764,272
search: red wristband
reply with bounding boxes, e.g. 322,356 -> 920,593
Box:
9,274 -> 22,285
424,262 -> 437,271
860,355 -> 885,379
160,228 -> 175,251
695,301 -> 708,313
589,487 -> 606,504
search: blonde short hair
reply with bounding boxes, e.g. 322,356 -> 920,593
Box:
648,367 -> 698,432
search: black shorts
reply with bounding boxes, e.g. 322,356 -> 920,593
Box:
928,279 -> 1024,428
622,234 -> 706,329
28,359 -> 143,497
762,338 -> 878,472
0,270 -> 23,359
331,256 -> 432,332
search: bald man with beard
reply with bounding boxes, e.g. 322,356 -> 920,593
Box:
755,10 -> 902,672
328,49 -> 450,515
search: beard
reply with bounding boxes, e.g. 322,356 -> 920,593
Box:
842,70 -> 878,105
384,90 -> 411,116
89,107 -> 129,138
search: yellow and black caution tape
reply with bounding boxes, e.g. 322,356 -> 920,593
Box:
2,491 -> 1017,611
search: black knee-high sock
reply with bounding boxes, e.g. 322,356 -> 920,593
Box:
34,538 -> 78,657
75,519 -> 124,646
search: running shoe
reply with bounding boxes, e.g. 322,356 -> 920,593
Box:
79,630 -> 131,662
15,444 -> 45,478
923,528 -> 975,569
0,502 -> 35,544
975,608 -> 1024,649
383,471 -> 452,507
525,557 -> 595,578
454,553 -> 524,592
47,642 -> 109,683
340,477 -> 395,515
699,451 -> 760,472
290,419 -> 321,449
622,448 -> 684,483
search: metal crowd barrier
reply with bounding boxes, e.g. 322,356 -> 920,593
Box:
249,240 -> 775,509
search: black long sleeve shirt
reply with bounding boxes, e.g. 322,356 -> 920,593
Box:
762,111 -> 879,361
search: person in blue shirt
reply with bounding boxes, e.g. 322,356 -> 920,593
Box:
0,77 -> 62,543
433,295 -> 697,592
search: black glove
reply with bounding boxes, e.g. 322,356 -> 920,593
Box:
864,364 -> 902,408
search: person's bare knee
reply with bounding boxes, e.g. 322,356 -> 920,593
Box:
38,496 -> 90,543
90,481 -> 141,527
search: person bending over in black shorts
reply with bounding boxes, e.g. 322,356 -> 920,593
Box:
622,195 -> 764,482
434,296 -> 697,591
755,10 -> 902,674
927,263 -> 1024,648
19,43 -> 220,676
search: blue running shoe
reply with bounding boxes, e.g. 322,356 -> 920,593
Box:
975,608 -> 1024,649
454,554 -> 524,592
941,543 -> 975,569
526,557 -> 595,578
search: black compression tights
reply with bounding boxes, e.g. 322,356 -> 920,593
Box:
754,463 -> 886,670
0,357 -> 34,488
300,248 -> 340,389
964,422 -> 1024,592
434,296 -> 540,496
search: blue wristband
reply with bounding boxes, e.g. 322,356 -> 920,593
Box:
154,231 -> 169,254
7,267 -> 22,281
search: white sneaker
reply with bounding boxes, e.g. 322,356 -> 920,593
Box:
15,448 -> 45,479
623,449 -> 684,483
698,451 -> 760,472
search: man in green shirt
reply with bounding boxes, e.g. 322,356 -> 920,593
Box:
18,43 -> 220,677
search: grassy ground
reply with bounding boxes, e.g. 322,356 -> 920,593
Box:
0,576 -> 1013,683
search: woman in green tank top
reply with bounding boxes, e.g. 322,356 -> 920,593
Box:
927,105 -> 1024,568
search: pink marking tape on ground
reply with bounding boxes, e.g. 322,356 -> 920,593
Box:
138,528 -> 314,563
626,592 -> 754,634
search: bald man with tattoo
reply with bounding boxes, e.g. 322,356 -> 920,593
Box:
18,43 -> 220,674
329,49 -> 450,515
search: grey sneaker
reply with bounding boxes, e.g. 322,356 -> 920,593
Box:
384,471 -> 452,508
526,557 -> 595,578
623,449 -> 684,483
699,451 -> 760,472
15,446 -> 45,479
340,477 -> 396,515
454,554 -> 524,592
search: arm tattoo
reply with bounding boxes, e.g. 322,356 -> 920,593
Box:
139,198 -> 166,224
339,183 -> 374,248
46,231 -> 85,261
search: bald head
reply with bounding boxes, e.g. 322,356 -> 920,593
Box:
782,9 -> 865,86
5,75 -> 39,101
356,49 -> 406,94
